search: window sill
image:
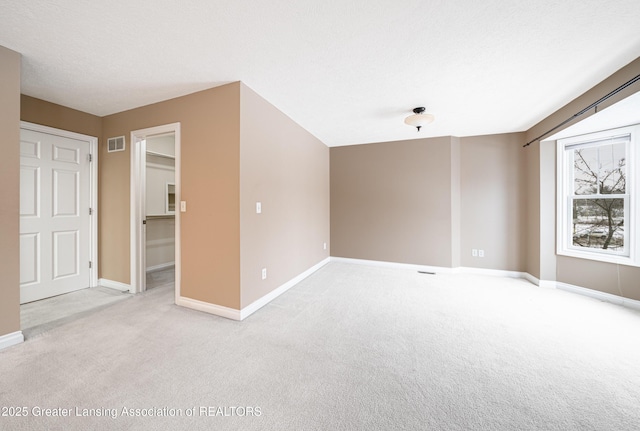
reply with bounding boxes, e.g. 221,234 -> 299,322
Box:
558,249 -> 639,267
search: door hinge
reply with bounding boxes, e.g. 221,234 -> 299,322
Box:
89,207 -> 93,215
88,154 -> 93,162
89,261 -> 92,269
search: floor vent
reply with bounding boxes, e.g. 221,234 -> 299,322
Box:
107,136 -> 125,152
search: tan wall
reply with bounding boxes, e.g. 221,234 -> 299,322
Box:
0,46 -> 21,337
102,83 -> 241,308
525,56 -> 640,299
330,137 -> 455,267
239,84 -> 330,308
20,95 -> 102,138
460,133 -> 527,271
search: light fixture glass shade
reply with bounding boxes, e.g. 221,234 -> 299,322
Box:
404,113 -> 435,128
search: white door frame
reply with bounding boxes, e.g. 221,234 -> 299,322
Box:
20,121 -> 99,288
130,123 -> 181,302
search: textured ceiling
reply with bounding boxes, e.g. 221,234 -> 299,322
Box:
1,0 -> 639,147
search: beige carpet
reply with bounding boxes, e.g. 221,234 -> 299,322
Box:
1,262 -> 639,430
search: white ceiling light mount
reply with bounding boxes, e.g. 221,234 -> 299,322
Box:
404,107 -> 435,132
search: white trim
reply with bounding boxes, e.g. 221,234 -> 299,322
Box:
523,272 -> 540,285
175,258 -> 331,321
331,257 -> 640,312
98,278 -> 131,292
130,123 -> 181,296
556,281 -> 640,312
458,267 -> 525,279
130,131 -> 146,294
146,262 -> 175,272
556,125 -> 640,267
240,257 -> 331,320
20,122 -> 99,288
173,124 -> 181,305
330,257 -> 528,280
330,256 -> 456,274
522,273 -> 557,288
176,296 -> 242,321
0,331 -> 24,351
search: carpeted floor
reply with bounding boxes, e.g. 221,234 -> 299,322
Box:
146,267 -> 175,290
1,262 -> 639,430
20,286 -> 131,338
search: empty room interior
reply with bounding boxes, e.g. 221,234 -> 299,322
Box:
1,1 -> 640,430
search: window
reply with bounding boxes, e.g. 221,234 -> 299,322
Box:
557,125 -> 639,266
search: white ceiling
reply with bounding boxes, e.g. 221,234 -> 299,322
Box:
1,0 -> 639,147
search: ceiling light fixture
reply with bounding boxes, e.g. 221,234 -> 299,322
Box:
404,107 -> 434,132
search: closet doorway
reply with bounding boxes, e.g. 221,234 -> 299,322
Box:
130,123 -> 181,302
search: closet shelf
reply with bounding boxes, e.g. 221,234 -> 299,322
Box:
146,214 -> 175,220
146,150 -> 175,159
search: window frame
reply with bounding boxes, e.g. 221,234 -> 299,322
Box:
556,125 -> 639,267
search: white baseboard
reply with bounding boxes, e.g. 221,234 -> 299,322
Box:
176,257 -> 331,321
331,257 -> 529,280
556,282 -> 640,312
522,273 -> 557,288
0,331 -> 24,351
146,262 -> 175,272
458,267 -> 526,279
240,257 -> 331,320
331,256 -> 640,313
176,296 -> 242,321
99,278 -> 131,292
330,256 -> 455,274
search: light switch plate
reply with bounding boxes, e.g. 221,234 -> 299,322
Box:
256,202 -> 262,214
180,201 -> 187,212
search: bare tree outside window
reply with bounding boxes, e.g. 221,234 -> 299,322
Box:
571,142 -> 626,251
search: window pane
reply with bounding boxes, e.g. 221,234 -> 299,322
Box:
572,198 -> 625,251
599,142 -> 626,194
573,147 -> 598,195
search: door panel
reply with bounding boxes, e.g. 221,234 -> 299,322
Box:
19,233 -> 40,285
53,169 -> 79,216
19,128 -> 91,304
20,166 -> 40,217
53,230 -> 79,279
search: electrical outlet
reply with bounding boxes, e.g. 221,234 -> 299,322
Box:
479,250 -> 485,258
472,249 -> 478,257
261,268 -> 267,280
323,242 -> 327,250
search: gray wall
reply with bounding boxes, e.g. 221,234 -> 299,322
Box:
330,134 -> 526,272
460,133 -> 526,271
330,137 -> 457,267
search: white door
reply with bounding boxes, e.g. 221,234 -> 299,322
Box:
20,128 -> 92,304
